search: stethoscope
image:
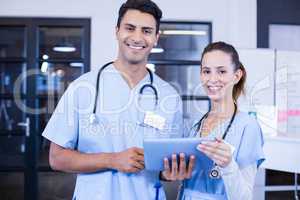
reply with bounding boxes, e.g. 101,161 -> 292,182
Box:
192,103 -> 237,179
88,61 -> 162,200
89,61 -> 158,125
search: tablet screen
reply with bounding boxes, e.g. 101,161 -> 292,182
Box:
143,138 -> 212,171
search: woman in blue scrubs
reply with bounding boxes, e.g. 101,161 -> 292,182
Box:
161,42 -> 265,200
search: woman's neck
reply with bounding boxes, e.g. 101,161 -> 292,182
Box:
209,98 -> 236,119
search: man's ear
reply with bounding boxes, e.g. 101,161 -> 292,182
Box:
115,26 -> 119,39
155,32 -> 160,46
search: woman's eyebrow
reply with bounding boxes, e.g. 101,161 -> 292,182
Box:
216,66 -> 226,69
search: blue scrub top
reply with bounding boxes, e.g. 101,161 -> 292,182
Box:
42,64 -> 183,200
180,112 -> 265,200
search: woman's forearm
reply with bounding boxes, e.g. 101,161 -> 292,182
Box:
221,161 -> 257,200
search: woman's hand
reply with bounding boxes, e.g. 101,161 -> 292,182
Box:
197,138 -> 232,168
161,153 -> 195,181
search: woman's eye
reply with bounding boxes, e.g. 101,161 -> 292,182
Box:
219,70 -> 226,74
202,70 -> 210,74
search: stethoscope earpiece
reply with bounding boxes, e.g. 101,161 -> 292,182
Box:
89,113 -> 98,125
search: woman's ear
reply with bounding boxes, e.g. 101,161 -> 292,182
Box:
234,69 -> 243,84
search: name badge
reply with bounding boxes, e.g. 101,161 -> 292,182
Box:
143,111 -> 166,130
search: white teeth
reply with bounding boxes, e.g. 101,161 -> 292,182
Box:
208,86 -> 221,91
128,44 -> 143,50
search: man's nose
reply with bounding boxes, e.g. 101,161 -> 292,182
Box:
131,30 -> 143,43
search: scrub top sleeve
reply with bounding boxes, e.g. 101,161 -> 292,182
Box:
42,83 -> 79,149
236,119 -> 265,169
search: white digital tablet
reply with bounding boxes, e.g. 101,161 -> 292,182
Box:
143,137 -> 212,171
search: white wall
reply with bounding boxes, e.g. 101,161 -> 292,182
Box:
0,0 -> 257,70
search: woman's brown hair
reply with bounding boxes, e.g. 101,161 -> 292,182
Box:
200,41 -> 246,101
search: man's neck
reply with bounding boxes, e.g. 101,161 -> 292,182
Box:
113,59 -> 148,89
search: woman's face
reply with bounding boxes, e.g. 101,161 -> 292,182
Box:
200,50 -> 242,103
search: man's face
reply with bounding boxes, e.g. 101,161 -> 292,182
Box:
116,9 -> 159,65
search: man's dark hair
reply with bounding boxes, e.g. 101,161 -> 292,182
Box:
117,0 -> 162,34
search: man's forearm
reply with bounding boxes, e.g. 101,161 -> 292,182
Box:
49,143 -> 115,173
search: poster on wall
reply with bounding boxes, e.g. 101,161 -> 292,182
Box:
276,50 -> 300,137
238,49 -> 277,136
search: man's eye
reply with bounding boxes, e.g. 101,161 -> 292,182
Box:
144,29 -> 152,34
126,27 -> 134,31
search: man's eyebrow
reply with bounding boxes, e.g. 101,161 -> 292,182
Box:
124,23 -> 136,28
124,23 -> 154,30
142,27 -> 154,30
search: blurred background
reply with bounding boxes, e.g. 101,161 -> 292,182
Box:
0,0 -> 300,199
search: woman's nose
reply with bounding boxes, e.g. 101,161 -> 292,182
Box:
208,73 -> 219,83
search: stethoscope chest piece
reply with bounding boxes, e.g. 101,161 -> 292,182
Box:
209,164 -> 221,179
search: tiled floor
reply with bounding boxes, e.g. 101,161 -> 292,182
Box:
0,172 -> 75,200
0,172 -> 298,200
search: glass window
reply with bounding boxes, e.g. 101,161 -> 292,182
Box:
154,64 -> 204,96
0,63 -> 26,94
149,21 -> 212,144
0,27 -> 26,58
37,62 -> 84,95
150,22 -> 211,61
269,24 -> 300,51
0,18 -> 90,200
0,99 -> 26,132
0,136 -> 26,167
39,27 -> 84,59
149,22 -> 211,99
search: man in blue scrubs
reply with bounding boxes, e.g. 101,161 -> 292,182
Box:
42,0 -> 183,199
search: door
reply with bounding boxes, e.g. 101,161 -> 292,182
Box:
0,18 -> 90,200
0,24 -> 35,200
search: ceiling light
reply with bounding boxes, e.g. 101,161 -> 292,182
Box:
53,46 -> 76,52
42,54 -> 49,60
70,62 -> 84,67
162,30 -> 207,36
151,48 -> 164,53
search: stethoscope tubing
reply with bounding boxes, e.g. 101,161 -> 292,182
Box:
90,61 -> 158,124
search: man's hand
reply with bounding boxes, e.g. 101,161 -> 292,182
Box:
161,153 -> 195,181
112,147 -> 144,173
